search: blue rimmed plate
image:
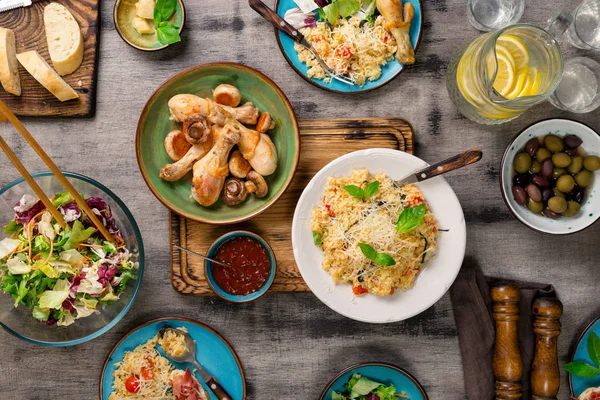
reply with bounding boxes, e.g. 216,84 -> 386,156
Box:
274,0 -> 423,93
570,317 -> 600,398
319,362 -> 429,399
99,317 -> 246,399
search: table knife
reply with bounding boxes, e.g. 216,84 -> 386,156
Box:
0,0 -> 34,13
395,148 -> 482,186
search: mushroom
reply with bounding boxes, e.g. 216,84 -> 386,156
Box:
246,171 -> 268,198
222,177 -> 249,206
229,150 -> 252,178
164,129 -> 192,161
256,112 -> 276,133
213,84 -> 242,107
183,114 -> 211,144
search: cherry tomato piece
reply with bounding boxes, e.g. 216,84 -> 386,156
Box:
125,375 -> 140,393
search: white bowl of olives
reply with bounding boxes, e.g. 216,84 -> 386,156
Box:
501,118 -> 600,234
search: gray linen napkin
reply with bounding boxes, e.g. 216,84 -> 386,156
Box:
450,258 -> 556,400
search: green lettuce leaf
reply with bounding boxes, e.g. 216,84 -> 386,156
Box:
4,221 -> 22,235
322,2 -> 340,24
350,375 -> 382,396
63,221 -> 96,251
374,384 -> 397,400
32,306 -> 50,322
337,0 -> 360,18
51,191 -> 74,207
38,279 -> 70,309
118,271 -> 137,293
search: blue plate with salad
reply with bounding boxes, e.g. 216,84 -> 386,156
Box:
274,0 -> 423,93
320,362 -> 428,400
100,317 -> 246,400
0,172 -> 143,346
567,317 -> 600,399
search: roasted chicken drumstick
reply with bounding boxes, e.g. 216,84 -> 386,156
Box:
377,0 -> 415,65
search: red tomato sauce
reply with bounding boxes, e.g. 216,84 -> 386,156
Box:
212,237 -> 271,296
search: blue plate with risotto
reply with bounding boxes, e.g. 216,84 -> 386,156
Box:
100,317 -> 246,399
569,317 -> 600,399
275,0 -> 423,93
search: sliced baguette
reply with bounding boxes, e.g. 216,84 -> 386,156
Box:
44,2 -> 83,76
16,50 -> 79,102
0,28 -> 21,96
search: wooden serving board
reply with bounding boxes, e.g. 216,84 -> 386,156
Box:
170,118 -> 414,295
0,0 -> 99,117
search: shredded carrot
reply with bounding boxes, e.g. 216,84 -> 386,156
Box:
40,239 -> 54,267
116,236 -> 124,245
27,221 -> 34,260
78,243 -> 103,248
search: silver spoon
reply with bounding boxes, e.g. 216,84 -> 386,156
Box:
174,244 -> 230,268
159,326 -> 233,400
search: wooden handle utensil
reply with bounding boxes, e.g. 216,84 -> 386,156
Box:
248,0 -> 305,44
492,284 -> 523,400
531,297 -> 563,400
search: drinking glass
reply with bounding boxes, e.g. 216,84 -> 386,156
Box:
567,0 -> 600,49
549,57 -> 600,113
467,0 -> 525,31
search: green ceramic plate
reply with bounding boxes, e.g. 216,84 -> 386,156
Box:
136,63 -> 300,224
113,0 -> 185,51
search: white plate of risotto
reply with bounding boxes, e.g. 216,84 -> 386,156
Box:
292,149 -> 466,323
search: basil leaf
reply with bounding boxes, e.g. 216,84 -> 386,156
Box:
343,185 -> 364,200
375,253 -> 396,267
588,331 -> 600,366
156,22 -> 181,45
154,0 -> 177,23
396,204 -> 427,234
363,181 -> 379,199
563,361 -> 600,378
358,243 -> 377,261
313,231 -> 323,246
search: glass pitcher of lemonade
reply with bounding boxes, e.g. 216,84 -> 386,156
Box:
447,14 -> 571,124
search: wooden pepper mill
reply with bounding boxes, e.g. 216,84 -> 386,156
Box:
492,284 -> 523,400
531,297 -> 563,400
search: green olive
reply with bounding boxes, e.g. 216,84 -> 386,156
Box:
548,196 -> 567,213
544,135 -> 564,153
529,160 -> 541,174
575,170 -> 594,187
567,156 -> 584,174
527,198 -> 544,213
583,155 -> 600,171
553,187 -> 565,198
562,201 -> 581,217
552,153 -> 572,168
556,175 -> 575,193
552,168 -> 566,179
536,147 -> 552,162
513,152 -> 532,174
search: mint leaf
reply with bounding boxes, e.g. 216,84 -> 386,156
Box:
363,181 -> 380,199
588,331 -> 600,366
4,221 -> 22,235
156,21 -> 181,45
154,0 -> 177,24
375,253 -> 396,266
563,361 -> 600,378
343,185 -> 364,200
313,231 -> 323,246
358,243 -> 377,261
396,204 -> 427,233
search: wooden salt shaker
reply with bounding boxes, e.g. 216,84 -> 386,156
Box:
531,297 -> 563,400
492,284 -> 523,400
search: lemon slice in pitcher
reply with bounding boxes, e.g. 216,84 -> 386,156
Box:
492,53 -> 516,97
518,67 -> 541,97
504,66 -> 530,99
497,34 -> 530,72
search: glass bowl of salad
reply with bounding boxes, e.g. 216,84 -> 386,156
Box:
0,172 -> 144,346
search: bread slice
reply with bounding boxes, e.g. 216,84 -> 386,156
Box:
44,2 -> 83,76
16,50 -> 79,102
0,28 -> 21,96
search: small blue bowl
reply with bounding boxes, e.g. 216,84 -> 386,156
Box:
205,231 -> 276,303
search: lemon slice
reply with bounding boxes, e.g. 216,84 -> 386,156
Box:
492,53 -> 516,97
497,34 -> 530,72
495,45 -> 516,70
505,67 -> 529,99
518,67 -> 541,97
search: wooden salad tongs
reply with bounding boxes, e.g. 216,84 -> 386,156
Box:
0,99 -> 115,242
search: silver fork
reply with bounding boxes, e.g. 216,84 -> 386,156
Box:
249,0 -> 356,86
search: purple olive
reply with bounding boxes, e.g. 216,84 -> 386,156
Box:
543,207 -> 561,219
564,134 -> 583,149
531,174 -> 550,188
526,184 -> 542,202
574,187 -> 586,204
541,188 -> 554,202
565,148 -> 578,157
525,138 -> 540,157
513,174 -> 530,187
541,159 -> 554,178
512,186 -> 528,205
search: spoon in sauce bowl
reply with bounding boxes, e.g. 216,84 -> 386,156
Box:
174,244 -> 230,268
159,326 -> 233,400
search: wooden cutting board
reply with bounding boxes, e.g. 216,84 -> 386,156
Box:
170,118 -> 414,295
0,0 -> 99,117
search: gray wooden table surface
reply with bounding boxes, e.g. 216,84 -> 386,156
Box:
0,0 -> 599,399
